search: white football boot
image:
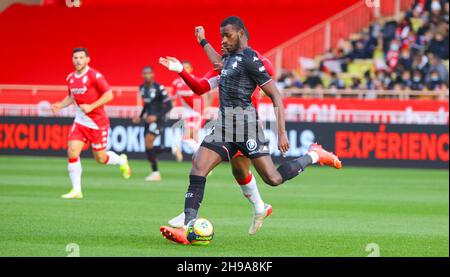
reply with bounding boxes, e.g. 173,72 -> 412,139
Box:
145,171 -> 162,181
61,189 -> 83,199
248,204 -> 273,235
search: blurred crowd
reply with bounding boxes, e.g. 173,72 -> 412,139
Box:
276,0 -> 449,94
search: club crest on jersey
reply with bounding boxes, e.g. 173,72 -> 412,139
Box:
246,139 -> 258,151
82,75 -> 88,84
150,88 -> 156,98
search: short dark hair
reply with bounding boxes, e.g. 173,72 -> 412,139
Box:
221,16 -> 250,39
73,47 -> 89,57
142,66 -> 153,72
182,60 -> 192,65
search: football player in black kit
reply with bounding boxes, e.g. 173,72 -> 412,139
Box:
133,66 -> 173,181
159,16 -> 342,244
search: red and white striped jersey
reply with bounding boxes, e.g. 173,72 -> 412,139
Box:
66,66 -> 111,129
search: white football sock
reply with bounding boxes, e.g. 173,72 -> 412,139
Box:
238,172 -> 265,214
307,151 -> 319,164
68,158 -> 82,192
105,151 -> 125,166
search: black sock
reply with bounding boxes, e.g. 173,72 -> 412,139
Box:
145,148 -> 158,172
277,155 -> 313,183
153,146 -> 171,154
184,175 -> 207,225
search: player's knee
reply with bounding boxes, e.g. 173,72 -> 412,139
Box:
67,149 -> 79,159
190,165 -> 204,176
232,167 -> 247,181
145,144 -> 154,150
94,153 -> 107,164
190,161 -> 207,177
262,174 -> 282,187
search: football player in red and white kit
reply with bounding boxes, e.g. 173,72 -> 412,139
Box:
171,61 -> 209,158
52,47 -> 131,199
160,27 -> 275,235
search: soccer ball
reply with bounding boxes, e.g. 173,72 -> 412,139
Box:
185,218 -> 214,245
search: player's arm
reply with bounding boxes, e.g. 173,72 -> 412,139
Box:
51,96 -> 73,113
133,102 -> 147,124
139,104 -> 147,118
259,82 -> 289,153
195,26 -> 223,69
159,57 -> 215,95
79,74 -> 113,114
244,51 -> 289,154
79,90 -> 113,114
156,86 -> 173,120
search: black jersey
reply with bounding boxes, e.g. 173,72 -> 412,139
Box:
219,47 -> 272,111
214,47 -> 272,139
139,82 -> 172,122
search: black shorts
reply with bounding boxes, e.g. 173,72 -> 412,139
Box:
144,122 -> 164,137
200,126 -> 270,161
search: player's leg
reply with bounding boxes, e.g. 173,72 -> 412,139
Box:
91,148 -> 130,178
167,145 -> 224,228
171,126 -> 183,162
89,126 -> 131,179
251,154 -> 312,186
185,146 -> 223,223
231,154 -> 272,235
160,145 -> 223,244
182,117 -> 200,153
231,155 -> 265,213
252,143 -> 341,186
168,153 -> 270,232
62,139 -> 85,199
144,132 -> 161,181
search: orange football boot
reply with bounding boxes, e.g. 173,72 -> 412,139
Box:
160,226 -> 190,245
309,143 -> 342,169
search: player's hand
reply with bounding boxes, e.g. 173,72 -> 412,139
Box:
213,62 -> 224,71
51,102 -> 62,113
195,26 -> 206,43
278,131 -> 290,155
159,57 -> 183,73
146,115 -> 157,123
79,104 -> 93,114
132,117 -> 141,124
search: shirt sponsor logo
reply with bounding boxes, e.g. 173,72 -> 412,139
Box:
70,86 -> 88,94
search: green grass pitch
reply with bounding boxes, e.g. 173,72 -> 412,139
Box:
0,155 -> 448,257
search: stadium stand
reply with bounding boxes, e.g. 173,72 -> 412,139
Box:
272,0 -> 449,97
0,0 -> 39,12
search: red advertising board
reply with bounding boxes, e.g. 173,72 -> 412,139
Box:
1,87 -> 448,125
1,117 -> 448,169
